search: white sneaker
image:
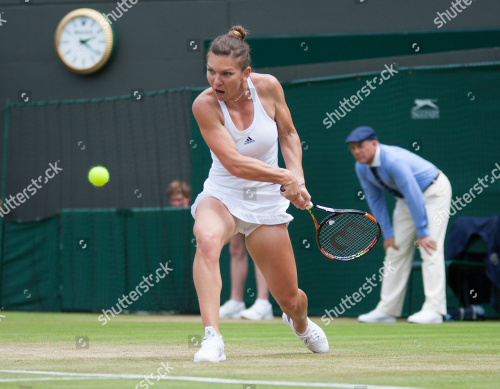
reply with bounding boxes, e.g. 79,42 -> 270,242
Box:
408,309 -> 443,324
282,313 -> 329,353
219,300 -> 245,319
358,309 -> 396,323
240,299 -> 274,320
193,328 -> 226,363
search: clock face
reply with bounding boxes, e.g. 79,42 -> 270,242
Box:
59,16 -> 106,70
55,9 -> 115,74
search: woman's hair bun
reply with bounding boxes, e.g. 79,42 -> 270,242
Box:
228,25 -> 248,41
208,25 -> 251,71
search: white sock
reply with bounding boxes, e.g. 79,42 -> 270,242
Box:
204,326 -> 219,339
255,299 -> 270,306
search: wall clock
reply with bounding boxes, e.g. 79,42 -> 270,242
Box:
54,8 -> 116,75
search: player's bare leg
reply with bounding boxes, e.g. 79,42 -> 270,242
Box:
192,197 -> 237,362
193,197 -> 235,333
218,234 -> 248,319
245,224 -> 307,331
245,223 -> 328,353
237,236 -> 273,320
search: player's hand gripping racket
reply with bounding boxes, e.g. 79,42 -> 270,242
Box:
280,186 -> 381,261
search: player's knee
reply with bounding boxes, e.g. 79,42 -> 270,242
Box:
279,293 -> 299,312
195,232 -> 222,260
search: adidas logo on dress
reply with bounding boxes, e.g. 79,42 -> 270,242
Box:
244,137 -> 255,145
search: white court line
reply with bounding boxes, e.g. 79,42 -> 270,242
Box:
0,369 -> 421,389
0,377 -> 95,382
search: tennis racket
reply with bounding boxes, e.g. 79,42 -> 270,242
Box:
304,202 -> 381,261
280,187 -> 381,261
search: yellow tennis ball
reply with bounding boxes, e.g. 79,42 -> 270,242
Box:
88,166 -> 109,187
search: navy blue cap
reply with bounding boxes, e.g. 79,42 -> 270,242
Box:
345,126 -> 377,144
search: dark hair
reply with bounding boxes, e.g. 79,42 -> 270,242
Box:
207,25 -> 251,71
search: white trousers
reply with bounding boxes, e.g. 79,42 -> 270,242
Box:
376,171 -> 452,316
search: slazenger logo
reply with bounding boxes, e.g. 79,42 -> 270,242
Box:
411,99 -> 440,119
244,137 -> 255,145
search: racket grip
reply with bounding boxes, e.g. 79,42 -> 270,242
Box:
306,202 -> 313,210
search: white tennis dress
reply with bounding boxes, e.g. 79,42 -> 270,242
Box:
191,76 -> 294,228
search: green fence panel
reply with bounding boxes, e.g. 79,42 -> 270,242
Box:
1,216 -> 60,311
60,208 -> 197,313
61,209 -> 127,311
123,208 -> 195,312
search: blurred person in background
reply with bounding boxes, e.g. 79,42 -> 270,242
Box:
167,180 -> 191,207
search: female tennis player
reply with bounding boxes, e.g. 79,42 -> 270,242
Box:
190,25 -> 329,362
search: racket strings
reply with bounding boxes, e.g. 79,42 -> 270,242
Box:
318,213 -> 378,258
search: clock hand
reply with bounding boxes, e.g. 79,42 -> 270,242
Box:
77,39 -> 86,51
81,41 -> 101,56
80,35 -> 96,44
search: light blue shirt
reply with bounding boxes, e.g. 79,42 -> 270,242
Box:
355,144 -> 439,239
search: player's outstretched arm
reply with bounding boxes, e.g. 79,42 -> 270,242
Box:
270,77 -> 304,182
267,76 -> 309,208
